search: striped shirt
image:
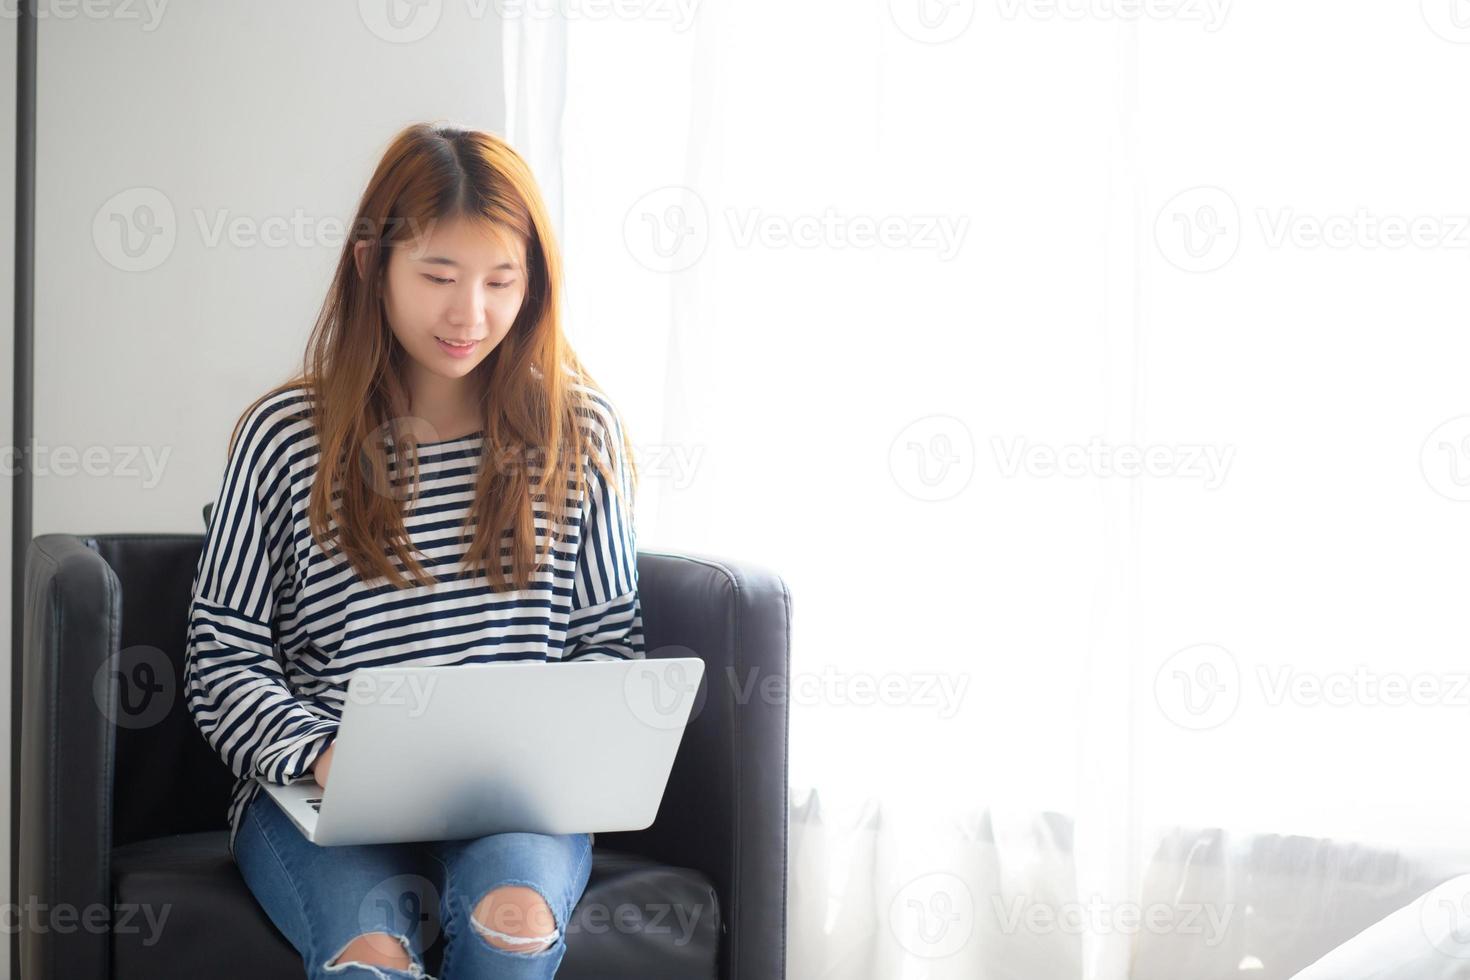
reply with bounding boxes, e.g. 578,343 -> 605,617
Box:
183,382 -> 645,857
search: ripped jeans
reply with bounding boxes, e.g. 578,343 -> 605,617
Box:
233,787 -> 593,980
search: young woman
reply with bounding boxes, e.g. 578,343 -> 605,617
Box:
183,123 -> 644,980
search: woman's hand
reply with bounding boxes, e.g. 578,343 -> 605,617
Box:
311,742 -> 335,789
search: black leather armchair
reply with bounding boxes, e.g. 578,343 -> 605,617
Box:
21,529 -> 790,980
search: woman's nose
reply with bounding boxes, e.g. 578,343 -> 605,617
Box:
447,284 -> 487,329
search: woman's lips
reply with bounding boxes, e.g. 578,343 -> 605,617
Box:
436,336 -> 479,358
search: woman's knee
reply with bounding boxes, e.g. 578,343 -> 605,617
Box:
324,931 -> 417,974
469,884 -> 560,953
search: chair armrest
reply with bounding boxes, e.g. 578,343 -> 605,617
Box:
21,534 -> 122,980
600,550 -> 790,980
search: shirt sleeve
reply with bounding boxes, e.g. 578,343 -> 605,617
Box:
183,401 -> 338,785
563,398 -> 646,663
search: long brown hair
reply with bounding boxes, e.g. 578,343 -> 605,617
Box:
228,123 -> 637,593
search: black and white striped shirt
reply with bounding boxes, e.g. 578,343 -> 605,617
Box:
183,383 -> 645,857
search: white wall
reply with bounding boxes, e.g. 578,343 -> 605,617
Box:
35,2 -> 507,536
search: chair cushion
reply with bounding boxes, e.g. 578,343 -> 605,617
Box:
111,831 -> 720,979
111,831 -> 301,978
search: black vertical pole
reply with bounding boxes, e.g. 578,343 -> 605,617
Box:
12,2 -> 35,978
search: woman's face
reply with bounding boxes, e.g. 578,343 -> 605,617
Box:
357,215 -> 528,381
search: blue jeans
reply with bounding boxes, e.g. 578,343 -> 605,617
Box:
233,787 -> 594,979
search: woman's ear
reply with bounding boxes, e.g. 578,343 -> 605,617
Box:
352,239 -> 371,281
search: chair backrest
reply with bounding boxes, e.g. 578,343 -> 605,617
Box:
87,534 -> 239,846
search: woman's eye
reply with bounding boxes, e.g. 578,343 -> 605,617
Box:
423,274 -> 514,289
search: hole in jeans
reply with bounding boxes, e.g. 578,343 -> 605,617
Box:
470,884 -> 561,954
322,931 -> 431,980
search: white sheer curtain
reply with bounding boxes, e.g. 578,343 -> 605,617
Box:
512,2 -> 1470,976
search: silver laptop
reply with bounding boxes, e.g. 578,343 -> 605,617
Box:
258,657 -> 705,846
